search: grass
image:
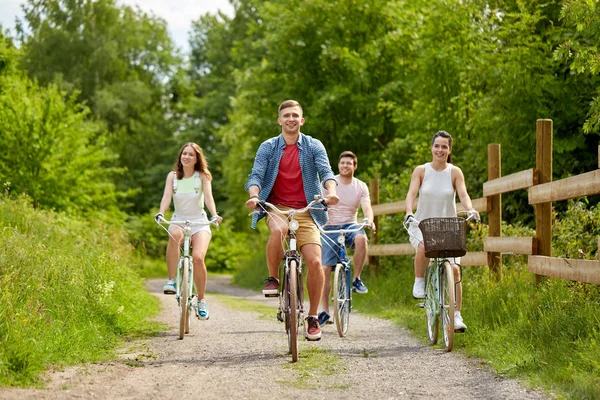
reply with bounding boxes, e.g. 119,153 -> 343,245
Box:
233,244 -> 600,399
352,257 -> 600,399
0,196 -> 162,387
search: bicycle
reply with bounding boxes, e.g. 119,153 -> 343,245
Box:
251,197 -> 326,362
317,218 -> 371,337
404,211 -> 477,351
155,215 -> 219,340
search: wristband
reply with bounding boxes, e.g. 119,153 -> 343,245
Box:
249,195 -> 259,200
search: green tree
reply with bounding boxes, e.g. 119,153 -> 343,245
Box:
16,0 -> 182,213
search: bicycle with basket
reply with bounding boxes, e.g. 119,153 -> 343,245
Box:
404,212 -> 477,351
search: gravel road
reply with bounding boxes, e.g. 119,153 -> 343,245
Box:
0,276 -> 549,400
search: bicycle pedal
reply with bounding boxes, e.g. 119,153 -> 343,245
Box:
417,302 -> 425,308
454,328 -> 466,333
264,293 -> 278,298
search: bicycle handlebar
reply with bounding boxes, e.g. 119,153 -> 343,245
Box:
249,196 -> 327,217
156,215 -> 220,229
403,210 -> 479,232
316,218 -> 371,235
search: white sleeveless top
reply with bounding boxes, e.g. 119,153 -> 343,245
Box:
172,171 -> 207,220
414,163 -> 456,221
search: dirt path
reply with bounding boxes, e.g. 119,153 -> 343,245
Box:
0,276 -> 548,399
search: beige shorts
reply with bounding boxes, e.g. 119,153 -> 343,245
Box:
266,207 -> 321,249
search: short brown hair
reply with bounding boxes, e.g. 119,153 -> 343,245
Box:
339,151 -> 357,166
278,100 -> 303,115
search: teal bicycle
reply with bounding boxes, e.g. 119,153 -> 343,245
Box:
156,216 -> 219,340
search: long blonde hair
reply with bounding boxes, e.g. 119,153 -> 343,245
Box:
173,142 -> 212,180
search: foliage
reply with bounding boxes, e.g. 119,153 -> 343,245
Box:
0,195 -> 160,386
15,0 -> 182,214
552,200 -> 600,259
0,48 -> 121,213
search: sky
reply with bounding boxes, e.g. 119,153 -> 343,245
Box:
0,0 -> 235,52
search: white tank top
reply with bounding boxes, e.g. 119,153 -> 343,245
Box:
172,172 -> 206,219
414,163 -> 456,221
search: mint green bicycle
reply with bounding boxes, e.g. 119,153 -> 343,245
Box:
156,216 -> 219,340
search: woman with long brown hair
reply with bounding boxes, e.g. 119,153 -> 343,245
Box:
155,142 -> 222,320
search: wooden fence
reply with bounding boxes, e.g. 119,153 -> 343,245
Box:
368,119 -> 600,285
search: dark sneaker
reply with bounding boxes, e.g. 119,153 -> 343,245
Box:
163,279 -> 176,295
352,278 -> 368,294
318,311 -> 332,326
305,316 -> 322,341
262,277 -> 279,297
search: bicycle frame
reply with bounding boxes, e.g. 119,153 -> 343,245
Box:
318,219 -> 370,337
403,212 -> 476,351
251,197 -> 325,361
156,216 -> 219,340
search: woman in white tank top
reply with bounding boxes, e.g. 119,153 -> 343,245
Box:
404,131 -> 480,332
155,142 -> 222,320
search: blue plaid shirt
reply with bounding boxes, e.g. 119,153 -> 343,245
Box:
245,133 -> 336,229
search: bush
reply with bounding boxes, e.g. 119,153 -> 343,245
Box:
0,195 -> 160,386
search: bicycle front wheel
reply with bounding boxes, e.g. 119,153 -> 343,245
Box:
287,259 -> 299,362
424,265 -> 439,345
179,257 -> 190,340
440,261 -> 455,351
333,263 -> 350,337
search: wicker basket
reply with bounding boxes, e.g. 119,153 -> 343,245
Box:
418,217 -> 467,258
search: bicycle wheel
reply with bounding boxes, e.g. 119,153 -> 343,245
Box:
333,263 -> 350,337
179,257 -> 190,340
424,265 -> 439,345
287,259 -> 299,362
440,261 -> 455,351
184,260 -> 194,334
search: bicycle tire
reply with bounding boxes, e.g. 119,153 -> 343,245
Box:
287,259 -> 299,362
424,265 -> 439,345
333,263 -> 350,337
440,260 -> 455,351
179,257 -> 190,340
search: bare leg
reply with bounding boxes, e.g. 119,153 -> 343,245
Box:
414,243 -> 429,278
300,243 -> 324,316
352,234 -> 368,280
192,231 -> 211,299
320,265 -> 333,314
166,229 -> 183,279
266,216 -> 288,279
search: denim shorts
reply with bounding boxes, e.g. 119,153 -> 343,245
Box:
321,223 -> 366,267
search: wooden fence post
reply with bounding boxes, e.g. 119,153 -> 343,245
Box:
535,119 -> 553,283
488,144 -> 502,280
369,178 -> 379,275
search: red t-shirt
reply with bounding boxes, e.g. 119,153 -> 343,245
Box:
268,144 -> 307,208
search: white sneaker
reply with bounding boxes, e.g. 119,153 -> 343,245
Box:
163,279 -> 176,295
454,311 -> 467,332
197,299 -> 209,320
412,279 -> 425,299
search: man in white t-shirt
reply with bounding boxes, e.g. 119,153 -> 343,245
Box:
319,151 -> 375,326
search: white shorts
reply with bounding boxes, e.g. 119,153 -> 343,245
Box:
408,221 -> 461,264
169,213 -> 212,237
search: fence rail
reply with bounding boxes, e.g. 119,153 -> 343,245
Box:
368,119 -> 600,285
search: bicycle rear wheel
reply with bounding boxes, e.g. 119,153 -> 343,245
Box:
179,257 -> 190,340
333,263 -> 350,337
286,259 -> 299,362
440,261 -> 455,351
424,265 -> 439,345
